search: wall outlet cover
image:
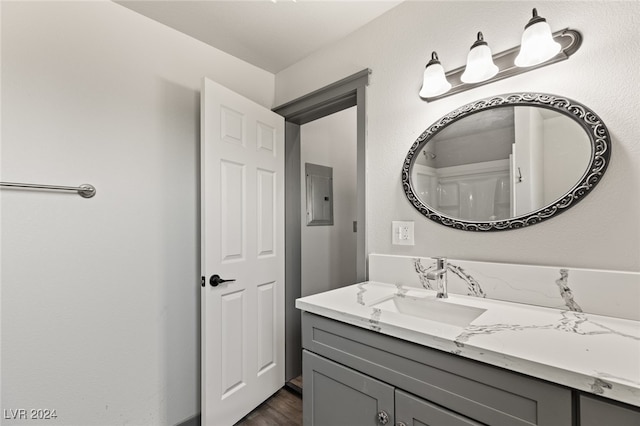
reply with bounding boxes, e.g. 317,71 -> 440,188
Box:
392,221 -> 414,245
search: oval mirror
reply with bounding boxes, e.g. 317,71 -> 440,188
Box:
402,93 -> 611,231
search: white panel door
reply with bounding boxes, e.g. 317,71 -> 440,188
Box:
201,78 -> 284,426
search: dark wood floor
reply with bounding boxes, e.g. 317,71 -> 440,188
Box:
235,387 -> 302,426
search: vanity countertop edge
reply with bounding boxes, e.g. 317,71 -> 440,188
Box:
295,281 -> 640,407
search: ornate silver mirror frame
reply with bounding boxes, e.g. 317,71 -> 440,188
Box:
402,93 -> 611,231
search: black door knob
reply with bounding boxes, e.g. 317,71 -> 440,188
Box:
209,274 -> 236,287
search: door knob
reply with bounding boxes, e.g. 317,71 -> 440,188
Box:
209,274 -> 236,287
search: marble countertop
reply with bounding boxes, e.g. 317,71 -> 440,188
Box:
296,281 -> 640,407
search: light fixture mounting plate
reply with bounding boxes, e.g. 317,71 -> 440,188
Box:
423,28 -> 582,102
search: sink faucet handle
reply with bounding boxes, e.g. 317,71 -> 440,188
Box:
426,257 -> 448,299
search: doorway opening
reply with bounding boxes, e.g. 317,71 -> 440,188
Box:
301,107 -> 358,297
273,69 -> 370,390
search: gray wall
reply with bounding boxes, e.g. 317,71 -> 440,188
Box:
301,107 -> 358,297
0,2 -> 274,425
275,1 -> 640,272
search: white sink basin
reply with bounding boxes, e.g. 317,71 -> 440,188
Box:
371,294 -> 487,328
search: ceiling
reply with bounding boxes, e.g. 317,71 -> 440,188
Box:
116,0 -> 403,74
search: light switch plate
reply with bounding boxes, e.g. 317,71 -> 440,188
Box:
392,221 -> 414,245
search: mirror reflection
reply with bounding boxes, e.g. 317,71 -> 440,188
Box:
411,106 -> 591,221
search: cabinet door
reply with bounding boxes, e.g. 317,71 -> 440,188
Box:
395,389 -> 483,426
303,350 -> 394,426
579,394 -> 640,426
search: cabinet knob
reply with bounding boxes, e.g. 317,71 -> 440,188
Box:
377,410 -> 390,425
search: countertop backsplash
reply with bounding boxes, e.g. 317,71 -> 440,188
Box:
369,254 -> 640,321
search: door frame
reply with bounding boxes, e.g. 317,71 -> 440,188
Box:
272,69 -> 370,381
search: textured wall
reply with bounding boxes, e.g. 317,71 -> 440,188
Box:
276,1 -> 640,272
1,2 -> 274,425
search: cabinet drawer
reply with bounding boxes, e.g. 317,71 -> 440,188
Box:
303,312 -> 572,426
579,394 -> 640,426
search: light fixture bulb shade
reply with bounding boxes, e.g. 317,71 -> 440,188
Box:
515,18 -> 561,67
419,53 -> 451,98
461,43 -> 499,84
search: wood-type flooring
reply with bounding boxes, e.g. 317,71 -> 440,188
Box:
235,387 -> 302,426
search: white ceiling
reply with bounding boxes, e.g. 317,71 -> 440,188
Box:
116,0 -> 403,73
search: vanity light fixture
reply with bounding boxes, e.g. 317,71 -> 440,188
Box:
419,52 -> 452,98
420,8 -> 581,102
460,32 -> 499,84
515,8 -> 562,67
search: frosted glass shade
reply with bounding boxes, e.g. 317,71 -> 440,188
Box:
515,20 -> 561,67
419,57 -> 451,98
461,43 -> 499,84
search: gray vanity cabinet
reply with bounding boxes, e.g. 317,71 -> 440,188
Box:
302,312 -> 573,426
579,394 -> 640,426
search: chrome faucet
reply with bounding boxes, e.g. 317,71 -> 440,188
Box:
426,257 -> 448,299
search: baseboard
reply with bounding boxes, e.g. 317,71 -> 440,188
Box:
175,413 -> 200,426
